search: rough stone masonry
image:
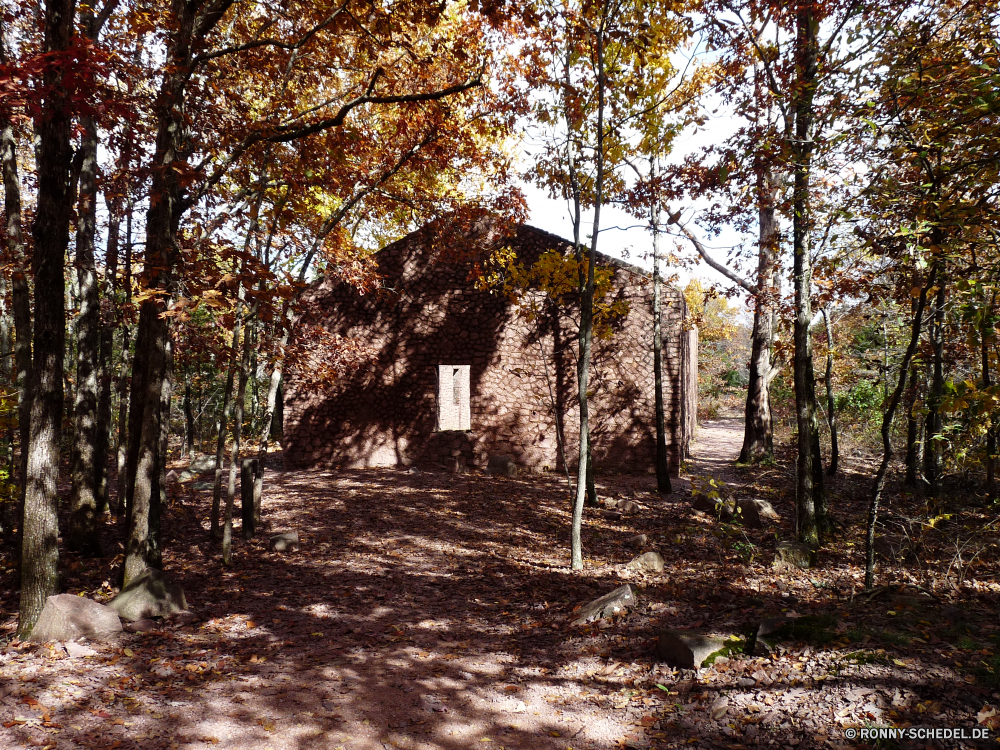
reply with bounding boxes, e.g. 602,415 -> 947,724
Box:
283,218 -> 698,475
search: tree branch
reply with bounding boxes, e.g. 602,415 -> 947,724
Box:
671,211 -> 756,295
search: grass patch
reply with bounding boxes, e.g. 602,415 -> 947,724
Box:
879,630 -> 912,647
972,652 -> 1000,688
842,650 -> 892,666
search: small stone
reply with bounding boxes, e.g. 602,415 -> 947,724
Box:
602,510 -> 622,522
710,696 -> 730,720
748,497 -> 780,521
656,629 -> 727,669
64,641 -> 98,658
618,500 -> 640,514
626,534 -> 648,549
486,454 -> 517,476
691,493 -> 718,513
165,470 -> 179,485
187,455 -> 216,473
572,584 -> 638,626
124,619 -> 158,633
626,551 -> 665,573
734,498 -> 763,529
109,568 -> 188,622
28,594 -> 123,643
773,541 -> 816,570
270,531 -> 301,552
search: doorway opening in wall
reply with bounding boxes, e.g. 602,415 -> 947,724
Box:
436,364 -> 471,431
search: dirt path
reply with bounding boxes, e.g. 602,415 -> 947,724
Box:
688,418 -> 745,484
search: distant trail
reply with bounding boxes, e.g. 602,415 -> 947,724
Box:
689,418 -> 744,485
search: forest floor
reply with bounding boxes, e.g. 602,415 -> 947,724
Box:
1,423 -> 999,750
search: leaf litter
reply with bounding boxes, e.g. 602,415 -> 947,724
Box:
0,419 -> 997,749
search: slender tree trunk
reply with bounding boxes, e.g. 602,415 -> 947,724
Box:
95,198 -> 121,517
252,339 -> 285,536
903,368 -> 920,485
115,203 -> 133,514
18,0 -> 76,637
211,297 -> 242,539
182,382 -> 194,459
651,161 -> 671,493
0,31 -> 31,562
822,307 -> 839,476
67,112 -> 102,557
571,13 -> 606,571
223,307 -> 255,565
791,1 -> 821,548
740,174 -> 778,464
866,265 -> 935,589
982,302 -> 995,499
924,278 -> 946,499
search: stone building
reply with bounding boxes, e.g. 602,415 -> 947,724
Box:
283,220 -> 697,474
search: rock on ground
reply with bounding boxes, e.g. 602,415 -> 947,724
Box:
774,541 -> 816,570
572,584 -> 637,626
626,533 -> 648,549
108,568 -> 188,622
270,531 -> 301,552
734,498 -> 763,529
656,629 -> 727,669
486,454 -> 517,476
28,594 -> 123,643
626,551 -> 665,573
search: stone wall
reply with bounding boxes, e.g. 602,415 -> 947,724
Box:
283,223 -> 697,474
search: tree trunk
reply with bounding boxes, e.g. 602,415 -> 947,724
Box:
651,165 -> 672,493
115,203 -> 133,515
982,302 -> 995,499
791,1 -> 821,548
18,0 -> 76,637
223,306 -> 254,565
822,307 -> 839,476
866,265 -> 935,589
252,344 -> 285,536
0,30 -> 31,562
182,382 -> 194,459
211,300 -> 242,539
571,14 -> 606,571
904,363 -> 920,486
739,175 -> 778,464
95,197 -> 121,517
924,278 -> 946,499
67,112 -> 102,557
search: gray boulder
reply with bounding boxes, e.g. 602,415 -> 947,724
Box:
188,455 -> 217,473
269,531 -> 300,552
108,568 -> 188,622
486,454 -> 517,476
572,584 -> 637,626
773,541 -> 816,570
626,551 -> 665,573
748,497 -> 780,521
28,594 -> 123,643
656,629 -> 727,669
618,500 -> 640,514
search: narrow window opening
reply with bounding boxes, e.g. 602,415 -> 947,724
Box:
437,364 -> 471,431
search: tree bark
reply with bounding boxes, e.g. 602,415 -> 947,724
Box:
210,291 -> 243,539
18,0 -> 76,637
67,111 -> 103,557
571,11 -> 606,571
982,300 -> 995,499
95,197 -> 121,517
651,161 -> 671,493
0,21 -> 32,565
115,202 -> 133,515
822,307 -> 839,476
182,382 -> 194,459
740,171 -> 778,464
223,306 -> 255,565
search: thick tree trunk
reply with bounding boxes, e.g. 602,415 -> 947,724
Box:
18,0 -> 76,637
822,307 -> 839,476
67,114 -> 102,556
223,308 -> 255,564
924,279 -> 946,499
791,1 -> 821,548
866,266 -> 935,589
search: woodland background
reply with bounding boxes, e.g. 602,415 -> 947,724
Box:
0,0 -> 998,654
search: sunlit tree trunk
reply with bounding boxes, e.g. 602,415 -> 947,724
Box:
822,307 -> 838,476
651,160 -> 671,493
223,307 -> 255,564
